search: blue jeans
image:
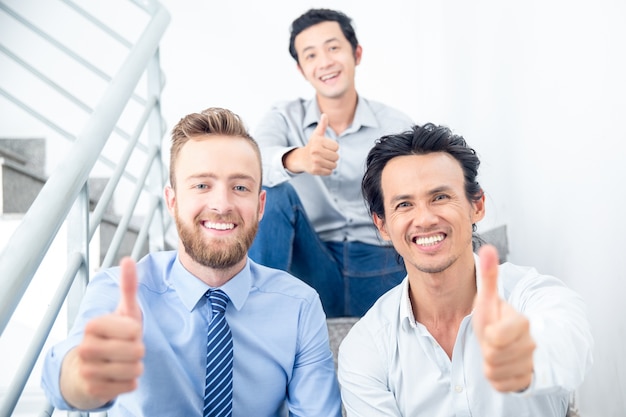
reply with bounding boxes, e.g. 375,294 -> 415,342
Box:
249,183 -> 406,317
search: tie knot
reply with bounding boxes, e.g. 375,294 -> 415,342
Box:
207,289 -> 229,315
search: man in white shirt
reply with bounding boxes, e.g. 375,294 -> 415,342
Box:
338,123 -> 593,416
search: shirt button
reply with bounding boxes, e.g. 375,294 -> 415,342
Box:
454,385 -> 464,393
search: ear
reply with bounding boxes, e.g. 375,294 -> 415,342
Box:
354,44 -> 363,66
257,188 -> 267,221
164,185 -> 176,217
471,191 -> 486,223
372,213 -> 391,241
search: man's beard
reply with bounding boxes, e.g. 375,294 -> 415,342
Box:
175,213 -> 258,269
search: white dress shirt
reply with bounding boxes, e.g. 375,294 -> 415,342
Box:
338,254 -> 593,417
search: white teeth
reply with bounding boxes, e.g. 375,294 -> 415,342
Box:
320,73 -> 337,81
204,222 -> 234,230
414,234 -> 444,246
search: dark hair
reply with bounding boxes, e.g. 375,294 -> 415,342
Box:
362,123 -> 484,234
288,8 -> 359,63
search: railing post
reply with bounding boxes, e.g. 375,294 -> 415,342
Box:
146,49 -> 166,253
66,183 -> 90,329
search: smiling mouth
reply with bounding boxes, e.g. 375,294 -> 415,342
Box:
202,221 -> 235,231
413,233 -> 445,246
320,72 -> 339,82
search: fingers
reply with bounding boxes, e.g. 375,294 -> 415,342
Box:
313,113 -> 329,136
311,114 -> 338,151
484,370 -> 534,393
477,308 -> 536,392
480,304 -> 535,359
77,331 -> 145,370
471,249 -> 536,393
115,257 -> 142,321
74,339 -> 144,405
473,245 -> 501,337
62,312 -> 145,409
60,257 -> 145,409
84,315 -> 143,344
478,244 -> 500,310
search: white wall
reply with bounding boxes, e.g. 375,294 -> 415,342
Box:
158,1 -> 626,415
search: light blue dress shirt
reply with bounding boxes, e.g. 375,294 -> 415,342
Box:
42,251 -> 342,417
254,96 -> 413,245
338,255 -> 594,417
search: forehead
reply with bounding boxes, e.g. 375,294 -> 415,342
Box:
381,153 -> 465,196
176,135 -> 261,182
294,20 -> 346,52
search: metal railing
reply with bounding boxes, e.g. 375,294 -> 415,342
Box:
0,1 -> 171,415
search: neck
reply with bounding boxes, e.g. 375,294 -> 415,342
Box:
178,248 -> 244,288
316,89 -> 358,135
408,254 -> 477,326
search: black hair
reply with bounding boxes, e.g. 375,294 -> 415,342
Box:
288,8 -> 359,63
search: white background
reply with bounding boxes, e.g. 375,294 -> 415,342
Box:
1,0 -> 625,415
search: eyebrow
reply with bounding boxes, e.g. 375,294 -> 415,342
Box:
300,37 -> 340,55
388,185 -> 454,204
185,173 -> 256,183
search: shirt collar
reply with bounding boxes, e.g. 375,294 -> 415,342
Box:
169,254 -> 251,312
399,278 -> 416,330
302,95 -> 379,133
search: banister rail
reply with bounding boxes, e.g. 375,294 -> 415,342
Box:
0,1 -> 172,415
0,3 -> 171,337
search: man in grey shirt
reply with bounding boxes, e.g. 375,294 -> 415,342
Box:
249,8 -> 413,317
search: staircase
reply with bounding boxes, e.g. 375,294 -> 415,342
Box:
0,1 -> 172,415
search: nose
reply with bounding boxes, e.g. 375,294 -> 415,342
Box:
414,204 -> 438,228
208,185 -> 234,213
318,50 -> 335,68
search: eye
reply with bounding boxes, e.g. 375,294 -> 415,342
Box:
433,194 -> 450,202
304,52 -> 315,61
394,201 -> 411,210
234,185 -> 249,192
194,183 -> 208,190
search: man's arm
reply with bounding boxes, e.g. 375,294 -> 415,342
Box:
473,245 -> 594,394
57,258 -> 144,410
286,295 -> 342,417
337,322 -> 403,417
282,113 -> 338,176
473,245 -> 536,392
254,106 -> 339,186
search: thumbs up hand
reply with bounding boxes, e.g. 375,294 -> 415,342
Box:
283,113 -> 339,176
472,245 -> 536,392
115,257 -> 142,321
60,257 -> 145,410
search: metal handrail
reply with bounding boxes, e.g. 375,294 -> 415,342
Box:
0,1 -> 171,415
0,2 -> 171,336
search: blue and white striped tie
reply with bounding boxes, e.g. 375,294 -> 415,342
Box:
204,289 -> 233,417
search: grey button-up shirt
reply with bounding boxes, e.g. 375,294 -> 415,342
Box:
254,96 -> 413,245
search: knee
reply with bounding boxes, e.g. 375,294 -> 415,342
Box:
263,182 -> 300,210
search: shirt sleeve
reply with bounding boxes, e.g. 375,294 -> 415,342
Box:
507,265 -> 594,396
286,294 -> 342,417
338,320 -> 403,417
254,106 -> 303,187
